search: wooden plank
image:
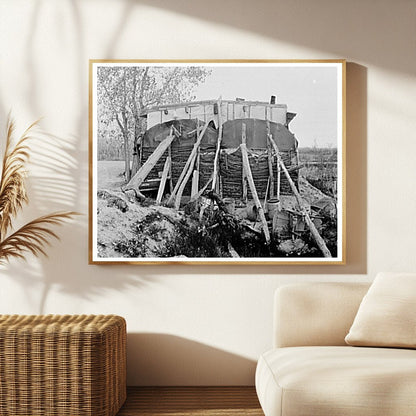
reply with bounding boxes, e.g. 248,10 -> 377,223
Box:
191,122 -> 201,198
168,145 -> 173,194
266,121 -> 275,198
211,97 -> 223,192
263,177 -> 270,212
174,152 -> 197,210
241,123 -> 271,244
305,161 -> 337,166
167,121 -> 209,206
267,135 -> 332,258
242,160 -> 248,202
124,127 -> 174,191
227,242 -> 240,258
190,174 -> 213,203
156,156 -> 171,204
191,170 -> 199,198
276,148 -> 281,199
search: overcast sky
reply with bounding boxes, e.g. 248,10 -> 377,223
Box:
194,63 -> 341,148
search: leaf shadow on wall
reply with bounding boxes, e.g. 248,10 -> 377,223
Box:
0,128 -> 155,314
134,0 -> 413,76
126,333 -> 257,386
0,0 -> 162,313
0,0 -> 368,308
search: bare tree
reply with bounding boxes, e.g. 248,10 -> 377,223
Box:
97,65 -> 211,181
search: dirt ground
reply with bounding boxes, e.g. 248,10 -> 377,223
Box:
96,161 -> 337,259
97,161 -> 187,258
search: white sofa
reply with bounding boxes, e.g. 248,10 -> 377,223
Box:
255,282 -> 416,416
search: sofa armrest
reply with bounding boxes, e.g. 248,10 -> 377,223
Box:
274,282 -> 370,348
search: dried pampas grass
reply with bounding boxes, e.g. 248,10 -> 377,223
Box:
0,116 -> 78,264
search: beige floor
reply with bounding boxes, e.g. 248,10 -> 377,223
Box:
117,386 -> 263,416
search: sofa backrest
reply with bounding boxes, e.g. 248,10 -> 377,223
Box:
273,282 -> 370,348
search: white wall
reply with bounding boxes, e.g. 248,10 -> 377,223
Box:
0,0 -> 415,385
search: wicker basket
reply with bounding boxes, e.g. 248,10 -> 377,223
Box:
0,314 -> 126,416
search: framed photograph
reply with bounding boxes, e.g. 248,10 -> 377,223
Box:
89,60 -> 345,264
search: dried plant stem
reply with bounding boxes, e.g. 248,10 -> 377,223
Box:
0,116 -> 78,264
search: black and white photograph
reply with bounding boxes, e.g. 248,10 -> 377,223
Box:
89,60 -> 345,264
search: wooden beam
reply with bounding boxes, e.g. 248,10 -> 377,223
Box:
274,134 -> 281,200
174,153 -> 197,210
190,174 -> 213,203
227,242 -> 240,258
191,170 -> 199,199
168,145 -> 173,194
167,121 -> 209,206
266,121 -> 275,198
305,161 -> 337,166
267,135 -> 332,258
156,156 -> 171,204
277,160 -> 281,199
211,97 -> 223,192
286,164 -> 305,173
242,157 -> 248,202
124,127 -> 174,192
263,177 -> 270,212
241,123 -> 271,244
241,118 -> 248,202
191,122 -> 201,198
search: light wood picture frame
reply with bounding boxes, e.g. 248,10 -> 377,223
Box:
89,60 -> 346,265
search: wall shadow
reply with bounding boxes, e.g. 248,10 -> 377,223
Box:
0,124 -> 158,313
343,63 -> 368,274
0,1 -> 156,312
134,0 -> 414,76
0,2 -> 370,299
127,333 -> 257,386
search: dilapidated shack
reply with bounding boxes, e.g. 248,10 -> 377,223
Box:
124,96 -> 332,257
128,98 -> 299,200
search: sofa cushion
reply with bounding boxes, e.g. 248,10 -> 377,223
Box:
274,283 -> 370,348
345,272 -> 416,348
256,346 -> 416,416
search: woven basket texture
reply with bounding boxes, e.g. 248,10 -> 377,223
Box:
0,314 -> 126,416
